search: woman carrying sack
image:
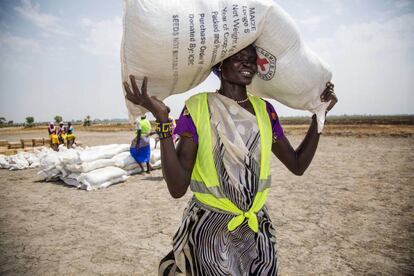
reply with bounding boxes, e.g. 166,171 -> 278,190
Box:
124,44 -> 337,275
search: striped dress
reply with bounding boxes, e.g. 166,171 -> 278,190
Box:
159,93 -> 283,275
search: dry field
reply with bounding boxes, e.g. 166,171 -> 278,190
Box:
0,124 -> 413,275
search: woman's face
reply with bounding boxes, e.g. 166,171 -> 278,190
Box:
221,45 -> 257,86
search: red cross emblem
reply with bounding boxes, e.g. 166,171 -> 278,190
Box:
257,57 -> 269,71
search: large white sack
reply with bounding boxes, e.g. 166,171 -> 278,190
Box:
0,155 -> 10,169
9,153 -> 30,170
58,149 -> 81,164
150,149 -> 160,164
77,166 -> 128,186
149,137 -> 158,149
151,159 -> 162,169
60,173 -> 81,188
111,151 -> 137,168
122,0 -> 332,132
26,153 -> 39,167
39,151 -> 60,171
126,167 -> 143,175
82,175 -> 129,191
37,168 -> 61,181
65,159 -> 117,173
124,162 -> 140,171
78,144 -> 130,163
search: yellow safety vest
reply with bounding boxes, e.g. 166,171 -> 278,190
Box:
140,119 -> 151,135
186,92 -> 272,233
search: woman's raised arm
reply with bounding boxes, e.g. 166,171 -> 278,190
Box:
123,76 -> 197,198
272,83 -> 337,175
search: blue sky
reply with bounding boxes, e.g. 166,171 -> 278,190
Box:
0,0 -> 413,123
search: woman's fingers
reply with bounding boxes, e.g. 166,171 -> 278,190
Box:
124,81 -> 142,105
321,83 -> 335,102
123,82 -> 134,96
320,82 -> 337,111
141,76 -> 148,97
321,88 -> 330,101
327,93 -> 338,111
129,75 -> 141,96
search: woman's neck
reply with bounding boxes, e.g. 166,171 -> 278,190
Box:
218,82 -> 248,102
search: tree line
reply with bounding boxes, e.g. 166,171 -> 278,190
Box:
0,115 -> 93,128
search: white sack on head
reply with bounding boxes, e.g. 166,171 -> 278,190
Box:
122,0 -> 332,132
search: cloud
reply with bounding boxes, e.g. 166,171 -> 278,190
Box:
395,0 -> 413,9
79,17 -> 122,58
321,0 -> 343,15
307,13 -> 414,114
14,0 -> 70,36
0,31 -> 40,53
298,15 -> 329,25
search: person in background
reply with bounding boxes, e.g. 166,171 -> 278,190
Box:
130,116 -> 153,173
57,121 -> 66,145
139,114 -> 151,136
66,122 -> 76,148
48,122 -> 59,151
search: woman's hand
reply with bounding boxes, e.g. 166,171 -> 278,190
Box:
123,75 -> 169,122
321,82 -> 338,112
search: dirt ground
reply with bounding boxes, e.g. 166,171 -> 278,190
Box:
0,128 -> 413,275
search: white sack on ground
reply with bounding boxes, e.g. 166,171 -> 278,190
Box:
122,0 -> 332,132
1,143 -> 162,190
8,153 -> 30,170
78,144 -> 130,163
150,137 -> 158,150
152,159 -> 162,169
35,144 -> 132,189
123,163 -> 140,171
111,151 -> 137,168
66,159 -> 117,173
60,173 -> 81,188
77,167 -> 129,191
150,149 -> 160,164
0,155 -> 10,169
83,175 -> 129,191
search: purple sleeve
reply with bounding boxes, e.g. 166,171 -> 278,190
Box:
265,100 -> 285,140
173,107 -> 199,143
173,102 -> 283,143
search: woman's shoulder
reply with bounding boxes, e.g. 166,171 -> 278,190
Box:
185,91 -> 214,104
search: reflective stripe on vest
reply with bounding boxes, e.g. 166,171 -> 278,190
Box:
186,92 -> 272,233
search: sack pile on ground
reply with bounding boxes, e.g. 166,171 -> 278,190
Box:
37,143 -> 162,190
1,141 -> 162,191
0,147 -> 47,170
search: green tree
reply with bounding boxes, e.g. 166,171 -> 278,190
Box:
25,116 -> 35,127
0,117 -> 5,127
83,115 -> 91,127
54,115 -> 63,124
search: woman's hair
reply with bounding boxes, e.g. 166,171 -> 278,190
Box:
211,62 -> 222,78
